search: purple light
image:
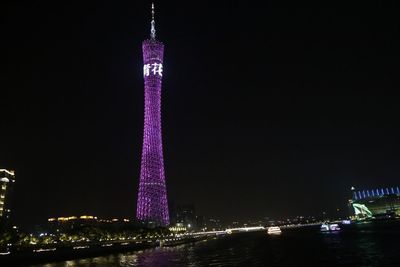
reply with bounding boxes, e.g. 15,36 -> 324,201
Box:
136,6 -> 169,226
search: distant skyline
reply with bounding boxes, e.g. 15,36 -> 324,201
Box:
1,1 -> 399,227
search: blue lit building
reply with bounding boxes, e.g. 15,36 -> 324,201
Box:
349,186 -> 400,220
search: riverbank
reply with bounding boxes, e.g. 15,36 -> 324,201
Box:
0,235 -> 211,266
10,221 -> 400,267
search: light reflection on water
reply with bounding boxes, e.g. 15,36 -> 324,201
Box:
29,221 -> 400,267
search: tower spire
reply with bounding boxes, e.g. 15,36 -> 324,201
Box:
150,2 -> 156,39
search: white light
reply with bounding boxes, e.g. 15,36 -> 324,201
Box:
33,248 -> 56,253
0,169 -> 14,175
73,246 -> 89,250
151,63 -> 163,76
143,64 -> 151,76
143,63 -> 163,77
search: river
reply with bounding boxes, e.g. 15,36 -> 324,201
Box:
29,220 -> 400,267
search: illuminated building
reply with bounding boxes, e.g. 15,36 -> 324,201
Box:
46,216 -> 137,232
47,215 -> 98,230
169,223 -> 187,233
136,3 -> 170,226
47,215 -> 98,223
0,169 -> 16,229
350,186 -> 400,220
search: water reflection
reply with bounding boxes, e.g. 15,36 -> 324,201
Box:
29,222 -> 400,267
133,247 -> 186,267
320,222 -> 389,266
354,232 -> 385,267
32,247 -> 186,267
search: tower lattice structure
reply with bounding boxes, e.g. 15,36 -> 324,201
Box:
136,3 -> 170,226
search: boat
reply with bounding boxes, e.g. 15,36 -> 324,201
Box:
320,223 -> 341,232
341,219 -> 351,225
267,226 -> 282,234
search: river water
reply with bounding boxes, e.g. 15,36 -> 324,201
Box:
30,220 -> 400,267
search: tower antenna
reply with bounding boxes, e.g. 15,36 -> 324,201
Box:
150,2 -> 156,39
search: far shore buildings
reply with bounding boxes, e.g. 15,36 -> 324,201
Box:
0,169 -> 16,230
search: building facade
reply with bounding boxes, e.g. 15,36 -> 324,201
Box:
350,186 -> 400,220
136,3 -> 170,226
0,169 -> 16,230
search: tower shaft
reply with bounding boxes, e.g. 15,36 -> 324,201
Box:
136,8 -> 169,225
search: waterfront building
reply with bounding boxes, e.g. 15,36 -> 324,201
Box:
350,186 -> 400,220
136,3 -> 170,226
0,169 -> 16,230
175,204 -> 197,230
169,223 -> 187,233
46,216 -> 138,233
47,215 -> 98,231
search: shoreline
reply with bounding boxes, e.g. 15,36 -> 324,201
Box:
0,235 -> 211,267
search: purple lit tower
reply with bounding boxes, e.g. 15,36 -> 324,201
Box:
136,3 -> 170,226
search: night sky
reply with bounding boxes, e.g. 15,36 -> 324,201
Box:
1,1 -> 399,226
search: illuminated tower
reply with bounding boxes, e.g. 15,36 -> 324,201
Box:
136,3 -> 169,226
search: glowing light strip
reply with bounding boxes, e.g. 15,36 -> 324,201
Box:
33,248 -> 56,253
0,169 -> 14,175
225,226 -> 265,232
354,186 -> 400,199
73,246 -> 89,250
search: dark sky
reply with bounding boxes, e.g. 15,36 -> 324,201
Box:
1,1 -> 399,226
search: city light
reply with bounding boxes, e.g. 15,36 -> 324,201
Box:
0,2 -> 399,266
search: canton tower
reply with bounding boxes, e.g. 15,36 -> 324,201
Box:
136,3 -> 170,226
